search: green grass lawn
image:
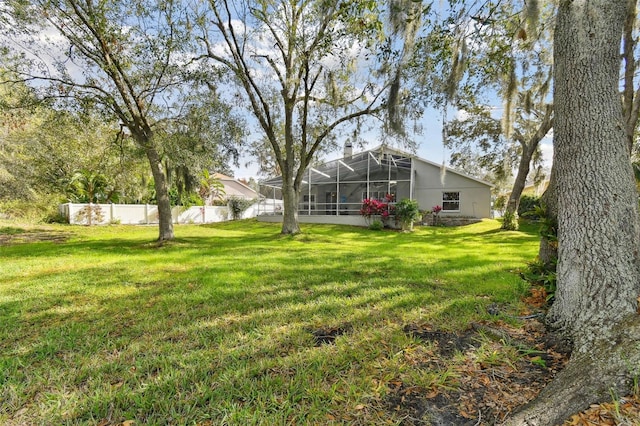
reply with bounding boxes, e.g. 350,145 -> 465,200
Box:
0,219 -> 540,425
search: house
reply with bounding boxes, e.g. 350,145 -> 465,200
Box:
522,180 -> 550,197
205,173 -> 259,205
259,144 -> 492,226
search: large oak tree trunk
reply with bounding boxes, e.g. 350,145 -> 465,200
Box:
505,1 -> 640,424
547,0 -> 639,352
144,144 -> 175,242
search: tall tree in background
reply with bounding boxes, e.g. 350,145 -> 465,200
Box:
0,70 -> 41,201
193,0 -> 418,234
442,0 -> 554,230
2,109 -> 144,202
495,2 -> 554,232
2,0 -> 193,241
445,100 -> 551,201
506,0 -> 640,423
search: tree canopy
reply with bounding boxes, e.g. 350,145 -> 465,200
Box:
1,0 -> 245,239
191,0 -> 428,234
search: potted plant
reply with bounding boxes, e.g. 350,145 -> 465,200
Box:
394,198 -> 421,231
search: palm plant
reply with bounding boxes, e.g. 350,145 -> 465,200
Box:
68,169 -> 115,203
198,170 -> 226,205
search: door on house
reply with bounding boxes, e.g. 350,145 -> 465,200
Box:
325,191 -> 337,215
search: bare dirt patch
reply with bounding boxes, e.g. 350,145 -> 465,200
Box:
387,319 -> 570,425
310,323 -> 353,346
0,226 -> 71,245
403,325 -> 477,358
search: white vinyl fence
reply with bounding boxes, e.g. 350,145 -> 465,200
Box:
59,199 -> 284,225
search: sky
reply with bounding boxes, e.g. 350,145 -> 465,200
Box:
224,1 -> 555,182
1,1 -> 554,184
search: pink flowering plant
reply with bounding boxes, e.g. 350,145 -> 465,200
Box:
359,198 -> 386,218
360,194 -> 395,226
431,205 -> 442,226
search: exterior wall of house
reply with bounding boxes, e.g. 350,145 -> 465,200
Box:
412,160 -> 492,218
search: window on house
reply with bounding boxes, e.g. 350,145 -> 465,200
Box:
442,192 -> 460,211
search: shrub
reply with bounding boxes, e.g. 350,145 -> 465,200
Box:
0,194 -> 63,224
501,210 -> 519,231
394,198 -> 421,231
521,258 -> 557,303
518,194 -> 541,218
359,198 -> 389,218
227,196 -> 255,220
369,219 -> 384,231
521,202 -> 558,304
430,204 -> 442,226
44,211 -> 69,224
359,195 -> 394,226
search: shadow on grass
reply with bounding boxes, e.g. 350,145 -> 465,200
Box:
0,219 -> 541,423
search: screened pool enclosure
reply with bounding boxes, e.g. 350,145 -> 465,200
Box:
261,146 -> 414,216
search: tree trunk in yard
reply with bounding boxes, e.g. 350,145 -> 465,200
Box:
502,106 -> 553,231
504,1 -> 640,424
144,144 -> 175,242
281,179 -> 301,235
546,0 -> 639,352
501,144 -> 534,230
